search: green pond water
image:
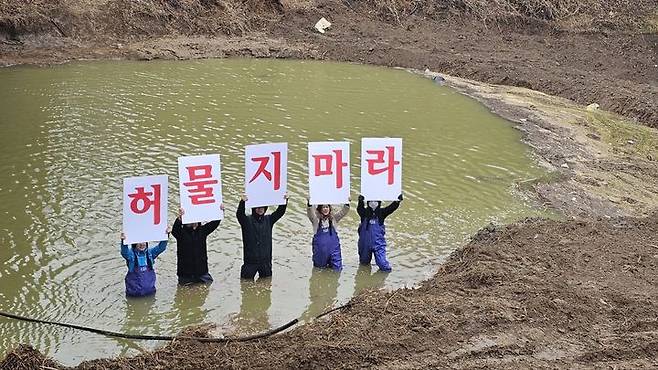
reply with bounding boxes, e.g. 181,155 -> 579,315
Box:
0,59 -> 551,365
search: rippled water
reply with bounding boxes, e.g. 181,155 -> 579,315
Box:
0,59 -> 551,365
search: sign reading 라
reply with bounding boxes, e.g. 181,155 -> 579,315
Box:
178,154 -> 223,224
244,142 -> 288,208
122,175 -> 169,244
360,138 -> 402,201
308,141 -> 350,205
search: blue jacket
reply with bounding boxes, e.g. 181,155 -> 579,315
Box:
120,240 -> 168,272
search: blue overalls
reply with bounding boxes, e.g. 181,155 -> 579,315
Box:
358,217 -> 391,272
121,240 -> 167,297
312,222 -> 343,271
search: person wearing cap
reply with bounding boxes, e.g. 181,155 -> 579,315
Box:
120,229 -> 169,297
236,193 -> 288,279
306,200 -> 350,271
356,193 -> 403,272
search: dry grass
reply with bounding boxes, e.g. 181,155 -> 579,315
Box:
1,0 -> 655,39
368,0 -> 658,30
0,0 -> 68,37
0,0 -> 284,39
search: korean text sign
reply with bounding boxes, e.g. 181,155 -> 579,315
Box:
360,138 -> 402,201
245,143 -> 288,208
308,141 -> 350,204
178,154 -> 223,223
123,175 -> 169,244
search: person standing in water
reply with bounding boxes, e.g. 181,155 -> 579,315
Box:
357,193 -> 403,272
171,204 -> 223,285
237,193 -> 288,280
120,229 -> 169,297
306,201 -> 350,271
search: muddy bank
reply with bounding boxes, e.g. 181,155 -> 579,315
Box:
3,213 -> 657,369
435,73 -> 658,219
1,1 -> 657,128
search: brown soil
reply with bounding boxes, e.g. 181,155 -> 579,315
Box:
1,1 -> 658,368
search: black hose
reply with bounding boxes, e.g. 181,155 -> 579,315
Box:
0,300 -> 350,343
0,310 -> 297,343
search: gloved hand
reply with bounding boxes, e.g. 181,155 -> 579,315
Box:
398,193 -> 403,201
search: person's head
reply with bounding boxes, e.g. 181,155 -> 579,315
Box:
184,222 -> 201,229
253,207 -> 267,216
368,201 -> 381,210
132,242 -> 148,252
317,204 -> 331,216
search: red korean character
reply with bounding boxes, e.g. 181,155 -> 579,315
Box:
366,146 -> 400,185
249,151 -> 281,190
128,184 -> 162,225
312,149 -> 348,188
183,165 -> 219,205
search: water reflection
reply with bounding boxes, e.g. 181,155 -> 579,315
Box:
172,284 -> 210,329
116,295 -> 157,356
354,265 -> 389,295
232,279 -> 272,334
300,268 -> 340,322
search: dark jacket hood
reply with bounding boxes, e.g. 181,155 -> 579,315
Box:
251,206 -> 268,219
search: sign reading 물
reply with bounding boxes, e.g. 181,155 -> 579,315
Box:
178,154 -> 223,224
123,175 -> 169,244
308,141 -> 350,205
245,143 -> 288,208
360,138 -> 402,201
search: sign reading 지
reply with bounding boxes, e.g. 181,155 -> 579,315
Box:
245,143 -> 288,208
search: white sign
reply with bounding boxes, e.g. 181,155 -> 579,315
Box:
245,143 -> 288,208
178,154 -> 223,224
360,138 -> 402,201
123,175 -> 169,244
308,141 -> 350,205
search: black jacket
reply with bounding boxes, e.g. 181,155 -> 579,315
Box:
171,218 -> 220,278
236,200 -> 287,264
357,198 -> 400,225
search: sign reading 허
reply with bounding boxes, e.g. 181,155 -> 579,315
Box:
245,143 -> 288,208
308,141 -> 350,205
360,138 -> 402,201
178,154 -> 223,224
123,175 -> 169,244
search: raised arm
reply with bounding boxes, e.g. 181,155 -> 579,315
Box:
120,233 -> 132,261
202,219 -> 221,235
270,194 -> 289,225
306,199 -> 318,224
381,194 -> 403,220
357,195 -> 366,218
333,203 -> 351,223
150,240 -> 168,259
237,199 -> 248,226
172,213 -> 183,239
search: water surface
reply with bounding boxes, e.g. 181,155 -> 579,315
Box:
0,59 -> 550,365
